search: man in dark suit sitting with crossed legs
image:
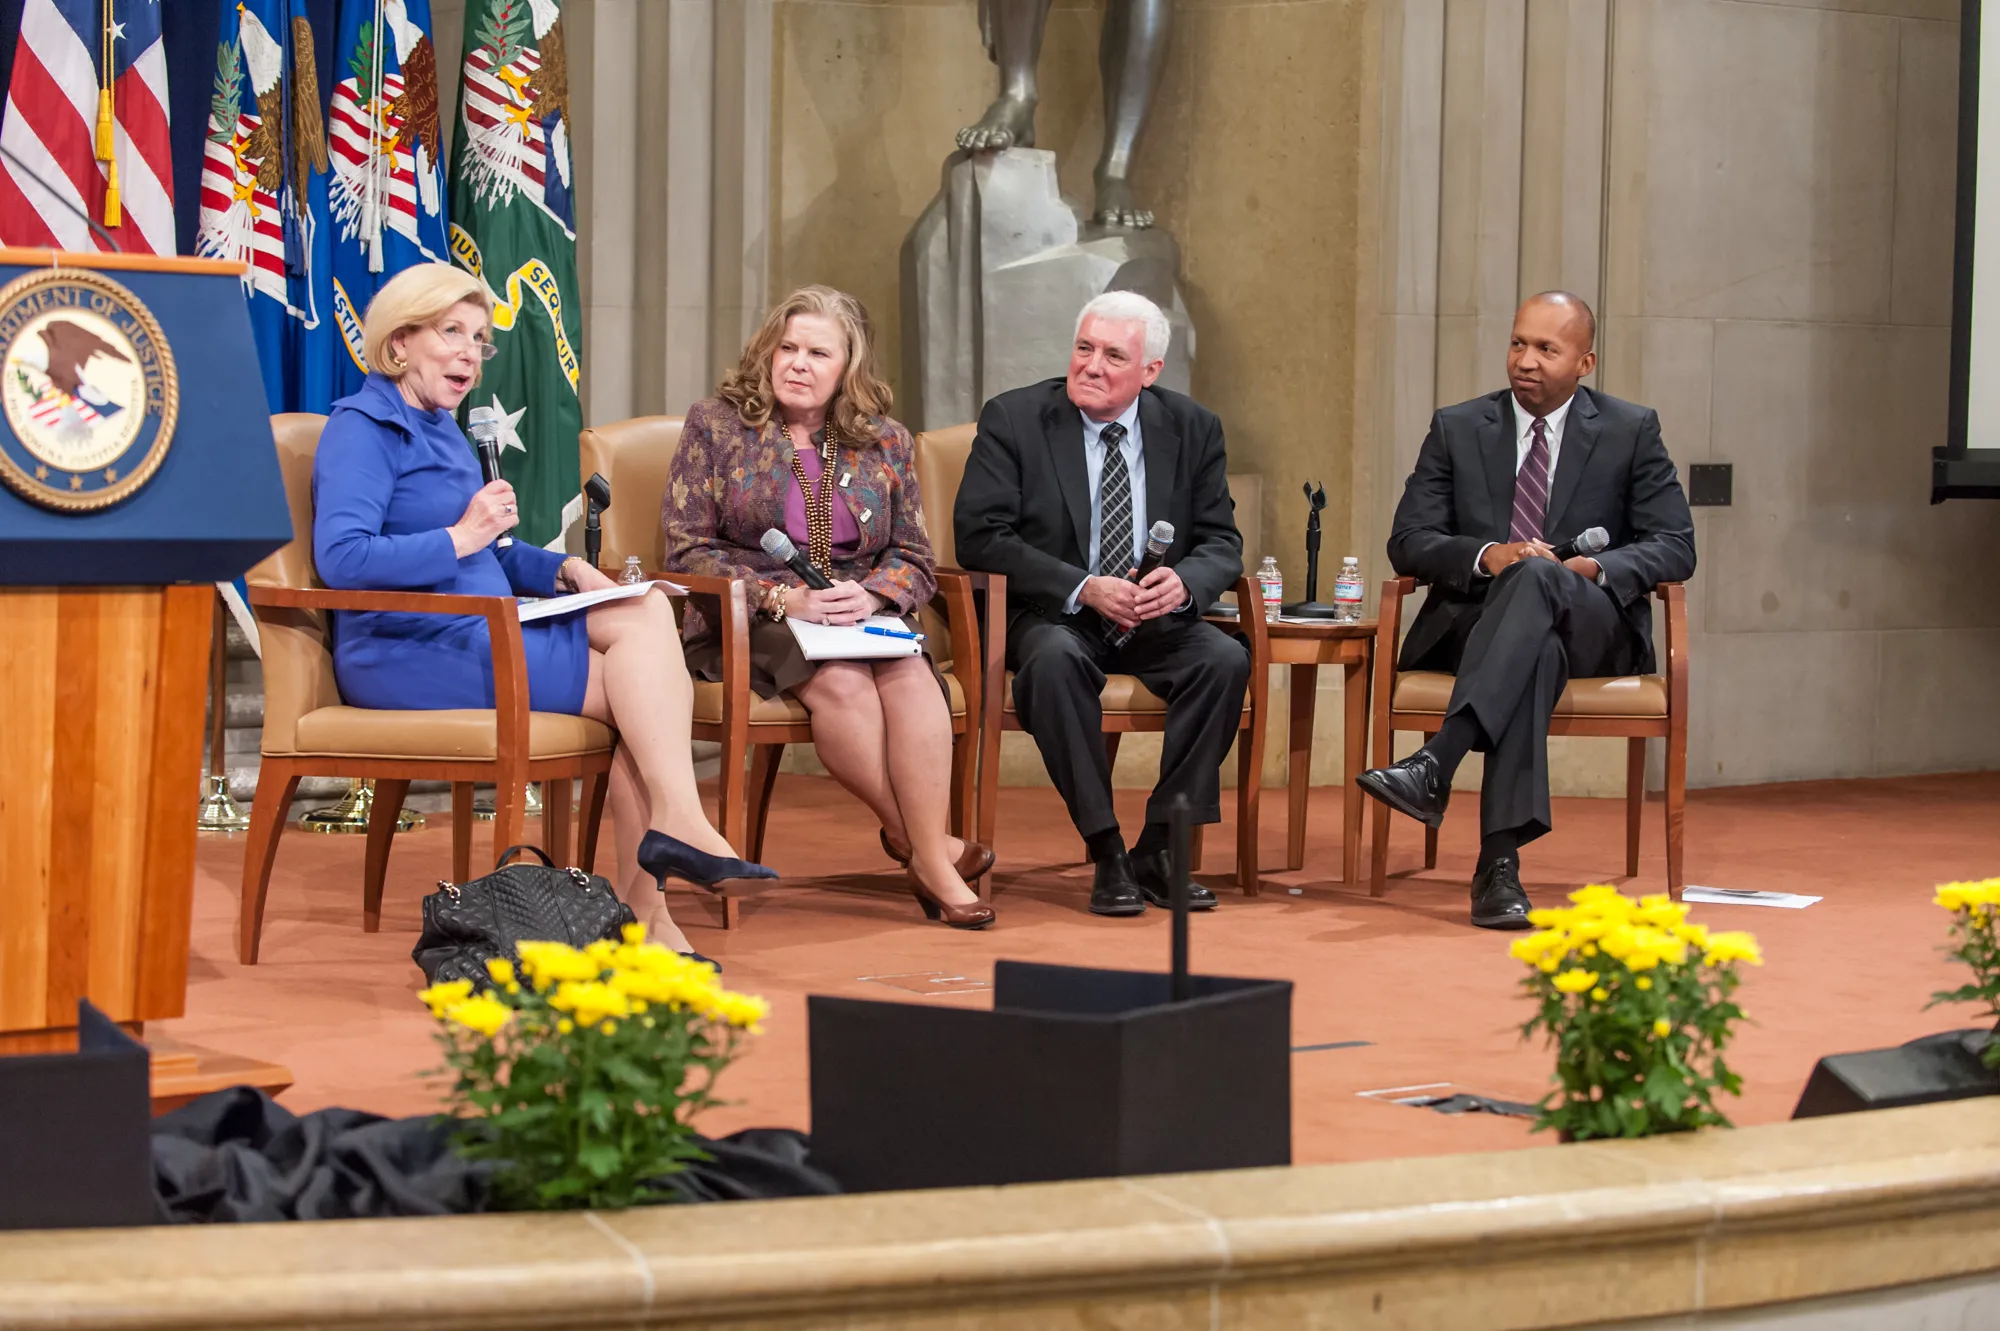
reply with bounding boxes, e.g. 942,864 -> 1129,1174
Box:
1357,292 -> 1696,930
954,292 -> 1249,917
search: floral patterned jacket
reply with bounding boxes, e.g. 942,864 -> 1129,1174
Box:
662,396 -> 939,640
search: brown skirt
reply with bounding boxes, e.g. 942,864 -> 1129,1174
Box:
684,615 -> 947,702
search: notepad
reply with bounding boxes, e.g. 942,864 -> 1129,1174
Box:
517,579 -> 684,623
1682,886 -> 1822,910
786,614 -> 924,660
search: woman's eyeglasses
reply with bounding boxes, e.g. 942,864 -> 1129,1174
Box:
433,323 -> 500,361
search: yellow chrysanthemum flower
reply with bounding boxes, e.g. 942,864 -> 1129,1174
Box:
1537,956 -> 1561,974
1702,931 -> 1763,967
547,980 -> 631,1028
443,994 -> 511,1038
621,921 -> 647,945
600,1020 -> 618,1036
1653,1018 -> 1672,1038
707,990 -> 771,1031
1635,976 -> 1652,991
484,957 -> 516,986
1508,929 -> 1569,964
514,940 -> 601,988
418,979 -> 474,1016
557,1018 -> 574,1034
1551,969 -> 1598,994
1590,987 -> 1609,1001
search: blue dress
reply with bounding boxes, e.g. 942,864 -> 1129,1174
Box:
311,374 -> 590,714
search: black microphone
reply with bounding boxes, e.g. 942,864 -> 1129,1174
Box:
1549,526 -> 1610,562
0,141 -> 124,253
583,472 -> 610,569
1104,520 -> 1176,648
760,528 -> 833,590
466,404 -> 512,548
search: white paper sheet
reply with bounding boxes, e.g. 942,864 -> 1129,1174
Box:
1683,886 -> 1822,910
517,579 -> 684,623
786,613 -> 925,660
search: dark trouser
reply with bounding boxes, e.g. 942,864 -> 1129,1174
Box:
1443,558 -> 1630,845
1007,612 -> 1251,839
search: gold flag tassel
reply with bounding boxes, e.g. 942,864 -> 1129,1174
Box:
96,1 -> 120,227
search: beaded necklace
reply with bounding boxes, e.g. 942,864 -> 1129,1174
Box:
779,418 -> 839,576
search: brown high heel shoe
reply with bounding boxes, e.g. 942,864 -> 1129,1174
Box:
880,829 -> 996,882
907,869 -> 995,930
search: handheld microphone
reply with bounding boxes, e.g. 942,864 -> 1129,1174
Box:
583,472 -> 610,569
1549,526 -> 1610,562
760,528 -> 833,590
1105,520 -> 1176,648
466,405 -> 512,547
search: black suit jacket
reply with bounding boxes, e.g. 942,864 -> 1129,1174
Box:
1388,386 -> 1696,674
953,377 -> 1244,634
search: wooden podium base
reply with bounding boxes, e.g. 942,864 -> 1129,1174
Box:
0,1024 -> 293,1114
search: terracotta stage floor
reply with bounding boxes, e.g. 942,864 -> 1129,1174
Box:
169,772 -> 2000,1165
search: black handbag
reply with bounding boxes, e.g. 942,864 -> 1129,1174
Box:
412,844 -> 637,987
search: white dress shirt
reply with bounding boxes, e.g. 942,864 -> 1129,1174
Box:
1473,391 -> 1577,577
1064,398 -> 1147,614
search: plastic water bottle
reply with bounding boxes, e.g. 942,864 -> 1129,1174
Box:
619,555 -> 644,585
1258,556 -> 1283,624
1333,557 -> 1364,623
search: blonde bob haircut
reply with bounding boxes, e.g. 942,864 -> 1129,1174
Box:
717,286 -> 892,444
362,262 -> 494,379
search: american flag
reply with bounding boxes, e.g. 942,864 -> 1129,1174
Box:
0,0 -> 173,254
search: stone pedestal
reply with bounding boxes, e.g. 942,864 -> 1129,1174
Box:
902,149 -> 1196,432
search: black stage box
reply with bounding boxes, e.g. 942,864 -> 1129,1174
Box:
0,1001 -> 155,1230
1792,1029 -> 2000,1119
809,960 -> 1291,1193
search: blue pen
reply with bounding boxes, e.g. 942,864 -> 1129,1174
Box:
863,625 -> 926,642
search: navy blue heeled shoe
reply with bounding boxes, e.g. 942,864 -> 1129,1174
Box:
636,829 -> 778,893
679,950 -> 720,974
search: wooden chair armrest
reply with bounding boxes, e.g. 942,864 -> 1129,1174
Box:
1656,582 -> 1687,714
247,585 -> 531,761
1372,577 -> 1415,725
931,570 -> 984,723
1226,574 -> 1270,672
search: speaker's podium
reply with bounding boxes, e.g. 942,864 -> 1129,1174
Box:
0,249 -> 294,1109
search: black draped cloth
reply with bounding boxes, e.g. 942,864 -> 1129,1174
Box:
151,1088 -> 837,1223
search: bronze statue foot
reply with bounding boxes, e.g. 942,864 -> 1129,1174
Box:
1091,175 -> 1155,229
957,94 -> 1037,152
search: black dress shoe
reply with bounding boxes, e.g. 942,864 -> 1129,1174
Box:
1089,852 -> 1147,917
1356,749 -> 1451,828
636,830 -> 778,894
1130,848 -> 1219,911
1469,856 -> 1532,930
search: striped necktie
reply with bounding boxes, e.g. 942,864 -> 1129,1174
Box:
1096,422 -> 1135,576
1509,417 -> 1551,542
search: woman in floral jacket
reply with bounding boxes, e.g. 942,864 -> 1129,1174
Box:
663,287 -> 994,929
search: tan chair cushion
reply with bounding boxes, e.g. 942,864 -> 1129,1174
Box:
692,674 -> 967,726
287,707 -> 615,760
1392,670 -> 1668,718
913,424 -> 976,567
579,417 -> 683,571
1001,671 -> 1249,717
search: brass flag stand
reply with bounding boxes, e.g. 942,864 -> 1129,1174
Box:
195,592 -> 250,833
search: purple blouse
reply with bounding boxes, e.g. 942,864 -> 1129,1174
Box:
783,430 -> 861,559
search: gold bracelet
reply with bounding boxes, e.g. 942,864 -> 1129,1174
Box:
763,581 -> 788,622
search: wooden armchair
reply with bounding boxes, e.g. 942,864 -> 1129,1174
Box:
912,425 -> 1272,893
238,414 -> 615,963
579,417 -> 990,925
1368,577 -> 1688,898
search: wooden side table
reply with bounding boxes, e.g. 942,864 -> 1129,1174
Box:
1209,615 -> 1376,883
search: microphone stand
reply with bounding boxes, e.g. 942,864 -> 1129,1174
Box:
1282,480 -> 1339,619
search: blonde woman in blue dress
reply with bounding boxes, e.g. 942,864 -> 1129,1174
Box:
311,264 -> 772,962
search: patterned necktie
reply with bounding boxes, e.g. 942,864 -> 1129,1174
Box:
1509,417 -> 1551,542
1095,422 -> 1135,576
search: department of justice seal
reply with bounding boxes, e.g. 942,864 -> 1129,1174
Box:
0,267 -> 178,513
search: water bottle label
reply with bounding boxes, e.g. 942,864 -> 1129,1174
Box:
1334,576 -> 1363,601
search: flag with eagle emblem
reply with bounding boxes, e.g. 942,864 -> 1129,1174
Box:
195,0 -> 334,416
445,0 -> 580,549
328,0 -> 449,400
